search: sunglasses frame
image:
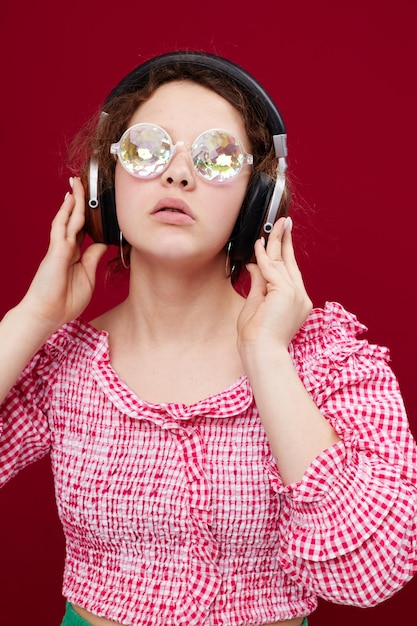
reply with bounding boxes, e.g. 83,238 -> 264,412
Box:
110,123 -> 253,183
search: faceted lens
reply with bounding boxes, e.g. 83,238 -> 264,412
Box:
192,130 -> 244,182
119,124 -> 171,177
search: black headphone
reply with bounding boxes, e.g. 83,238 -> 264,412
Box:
86,50 -> 288,264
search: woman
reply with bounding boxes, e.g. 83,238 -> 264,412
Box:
1,51 -> 416,626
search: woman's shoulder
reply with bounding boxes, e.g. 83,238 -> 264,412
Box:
288,301 -> 392,394
46,316 -> 106,353
293,301 -> 368,342
11,317 -> 107,391
290,300 -> 389,363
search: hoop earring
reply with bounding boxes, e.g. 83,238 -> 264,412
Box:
120,230 -> 130,269
225,241 -> 235,278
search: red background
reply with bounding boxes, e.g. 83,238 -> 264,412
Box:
1,1 -> 416,624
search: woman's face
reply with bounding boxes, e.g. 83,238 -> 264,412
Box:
114,80 -> 252,271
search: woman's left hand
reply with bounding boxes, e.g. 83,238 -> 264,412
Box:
237,217 -> 312,355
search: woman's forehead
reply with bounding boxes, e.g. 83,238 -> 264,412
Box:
128,80 -> 248,140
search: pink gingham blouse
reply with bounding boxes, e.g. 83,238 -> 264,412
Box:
1,301 -> 417,626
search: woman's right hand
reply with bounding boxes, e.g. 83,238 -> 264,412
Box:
0,178 -> 108,404
20,177 -> 108,332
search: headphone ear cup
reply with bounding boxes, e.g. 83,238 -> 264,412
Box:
230,172 -> 275,263
84,179 -> 120,245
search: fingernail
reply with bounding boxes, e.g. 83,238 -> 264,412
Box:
64,191 -> 70,200
260,236 -> 266,247
69,177 -> 74,189
284,216 -> 293,232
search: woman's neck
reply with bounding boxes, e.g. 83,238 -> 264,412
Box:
96,258 -> 245,347
90,259 -> 247,405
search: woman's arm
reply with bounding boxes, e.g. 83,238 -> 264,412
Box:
0,178 -> 107,405
238,221 -> 417,603
237,217 -> 340,485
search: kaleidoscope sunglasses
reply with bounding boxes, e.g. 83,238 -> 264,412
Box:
110,123 -> 253,183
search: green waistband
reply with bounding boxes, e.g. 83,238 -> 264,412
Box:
60,603 -> 89,626
61,602 -> 309,626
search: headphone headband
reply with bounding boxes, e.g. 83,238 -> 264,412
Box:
103,51 -> 286,139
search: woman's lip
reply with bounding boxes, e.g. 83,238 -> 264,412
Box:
151,211 -> 195,226
151,197 -> 195,219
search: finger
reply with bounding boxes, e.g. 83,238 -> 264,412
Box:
253,231 -> 290,286
245,262 -> 267,300
264,217 -> 287,260
254,224 -> 309,302
280,218 -> 307,289
50,179 -> 85,241
280,216 -> 294,259
66,177 -> 86,239
49,191 -> 76,243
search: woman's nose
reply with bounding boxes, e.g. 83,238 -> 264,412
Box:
162,143 -> 196,189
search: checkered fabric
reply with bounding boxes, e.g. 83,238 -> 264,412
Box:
1,302 -> 416,626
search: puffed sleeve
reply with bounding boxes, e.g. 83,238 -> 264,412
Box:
0,337 -> 66,487
270,302 -> 417,606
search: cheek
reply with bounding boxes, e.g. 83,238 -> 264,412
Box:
211,178 -> 249,228
114,165 -> 128,213
201,187 -> 247,250
113,165 -> 145,224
